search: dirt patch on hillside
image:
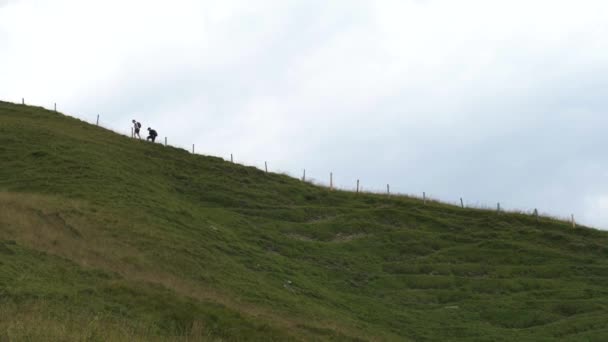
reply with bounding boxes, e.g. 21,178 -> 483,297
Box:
332,233 -> 367,243
285,232 -> 367,243
286,233 -> 315,242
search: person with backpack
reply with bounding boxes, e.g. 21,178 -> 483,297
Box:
147,127 -> 158,142
132,119 -> 142,139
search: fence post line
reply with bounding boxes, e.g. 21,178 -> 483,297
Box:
460,198 -> 464,208
423,192 -> 427,205
192,144 -> 195,154
330,172 -> 333,190
497,202 -> 501,214
96,114 -> 99,126
164,137 -> 167,146
534,208 -> 539,223
387,184 -> 390,196
54,103 -> 57,111
302,169 -> 306,182
230,154 -> 233,163
131,127 -> 134,138
356,179 -> 360,194
265,161 -> 268,173
22,98 -> 24,105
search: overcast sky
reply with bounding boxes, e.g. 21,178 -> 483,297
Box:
2,0 -> 608,229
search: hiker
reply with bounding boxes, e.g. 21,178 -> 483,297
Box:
132,119 -> 142,139
147,127 -> 158,142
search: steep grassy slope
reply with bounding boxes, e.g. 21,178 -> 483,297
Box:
1,101 -> 608,341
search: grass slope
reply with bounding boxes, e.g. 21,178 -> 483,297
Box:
1,101 -> 608,341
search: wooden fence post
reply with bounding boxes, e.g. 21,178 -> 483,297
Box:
230,154 -> 233,163
497,202 -> 501,214
387,184 -> 390,196
460,198 -> 464,208
96,114 -> 99,126
54,103 -> 57,111
22,98 -> 24,105
571,214 -> 576,229
423,192 -> 427,205
265,162 -> 268,173
356,179 -> 360,194
302,169 -> 306,182
330,172 -> 333,190
164,137 -> 167,146
534,208 -> 539,223
131,127 -> 134,138
192,144 -> 195,154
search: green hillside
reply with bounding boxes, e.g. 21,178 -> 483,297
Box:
1,101 -> 608,341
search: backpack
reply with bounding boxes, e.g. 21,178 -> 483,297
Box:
137,122 -> 142,129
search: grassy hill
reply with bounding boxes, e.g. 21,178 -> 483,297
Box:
1,100 -> 608,341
